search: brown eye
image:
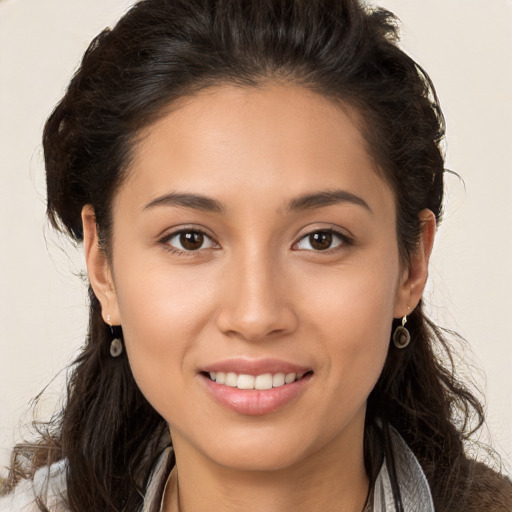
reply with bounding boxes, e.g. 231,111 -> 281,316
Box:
166,230 -> 216,252
295,230 -> 346,252
309,231 -> 332,250
180,231 -> 204,250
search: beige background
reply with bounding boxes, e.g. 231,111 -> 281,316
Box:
0,0 -> 511,477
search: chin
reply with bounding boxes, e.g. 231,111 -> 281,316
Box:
189,422 -> 329,473
210,444 -> 308,473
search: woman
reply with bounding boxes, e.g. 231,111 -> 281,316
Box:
1,0 -> 510,511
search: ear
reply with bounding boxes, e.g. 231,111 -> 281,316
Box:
393,209 -> 436,318
82,205 -> 121,325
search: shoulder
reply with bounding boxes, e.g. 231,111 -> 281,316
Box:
466,460 -> 512,512
0,460 -> 69,512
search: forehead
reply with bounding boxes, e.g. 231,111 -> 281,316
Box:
118,83 -> 394,217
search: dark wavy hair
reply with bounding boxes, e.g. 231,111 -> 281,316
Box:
7,0 -> 486,511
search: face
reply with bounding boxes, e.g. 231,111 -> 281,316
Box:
84,84 -> 429,474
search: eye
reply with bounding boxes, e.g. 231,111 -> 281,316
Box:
295,229 -> 347,251
164,230 -> 216,252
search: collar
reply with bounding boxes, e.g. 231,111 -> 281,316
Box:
372,426 -> 435,511
142,428 -> 434,512
142,447 -> 175,512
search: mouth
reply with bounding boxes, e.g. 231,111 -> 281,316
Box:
199,367 -> 314,415
202,370 -> 313,390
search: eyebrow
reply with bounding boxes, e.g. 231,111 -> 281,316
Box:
143,192 -> 225,213
287,190 -> 372,213
142,189 -> 371,214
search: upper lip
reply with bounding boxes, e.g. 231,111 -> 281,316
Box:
201,357 -> 312,376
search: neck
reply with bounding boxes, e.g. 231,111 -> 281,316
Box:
165,424 -> 369,512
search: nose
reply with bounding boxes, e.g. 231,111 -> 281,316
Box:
215,250 -> 298,342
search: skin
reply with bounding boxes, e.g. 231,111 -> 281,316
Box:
83,83 -> 435,512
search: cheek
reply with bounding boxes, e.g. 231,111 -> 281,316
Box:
306,255 -> 399,338
111,257 -> 218,407
304,256 -> 399,394
114,250 -> 216,335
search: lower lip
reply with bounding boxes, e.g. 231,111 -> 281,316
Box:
200,373 -> 313,416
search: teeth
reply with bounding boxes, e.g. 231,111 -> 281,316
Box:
237,374 -> 255,389
208,371 -> 305,390
254,373 -> 273,390
285,373 -> 296,384
272,373 -> 285,387
225,372 -> 238,387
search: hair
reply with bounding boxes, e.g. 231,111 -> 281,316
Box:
7,0 -> 487,511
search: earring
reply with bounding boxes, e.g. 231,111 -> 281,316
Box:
106,314 -> 123,358
393,315 -> 411,349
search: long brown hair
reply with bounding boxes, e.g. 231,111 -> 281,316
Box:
8,1 -> 485,510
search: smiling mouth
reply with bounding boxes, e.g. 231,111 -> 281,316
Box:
203,371 -> 313,390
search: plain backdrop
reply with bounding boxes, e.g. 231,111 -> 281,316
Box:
0,0 -> 511,477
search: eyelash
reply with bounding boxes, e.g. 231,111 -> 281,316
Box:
293,228 -> 352,253
160,229 -> 218,256
159,228 -> 352,255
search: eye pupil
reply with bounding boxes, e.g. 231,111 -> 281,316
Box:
310,231 -> 332,250
180,231 -> 204,250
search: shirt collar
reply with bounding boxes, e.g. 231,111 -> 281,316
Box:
142,428 -> 434,512
142,447 -> 175,512
372,426 -> 435,511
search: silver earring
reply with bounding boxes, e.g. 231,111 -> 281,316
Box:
393,315 -> 411,349
107,314 -> 123,357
